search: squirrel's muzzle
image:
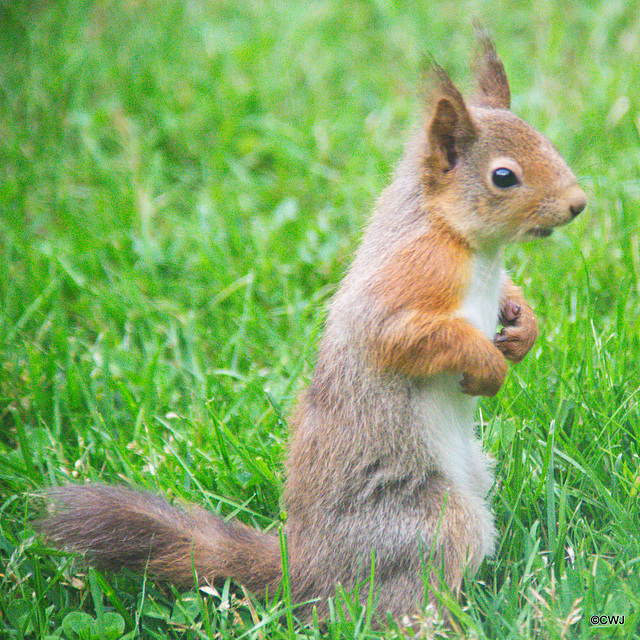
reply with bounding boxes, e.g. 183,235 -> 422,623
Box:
567,185 -> 587,218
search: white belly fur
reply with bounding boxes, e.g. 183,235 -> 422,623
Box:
411,246 -> 504,499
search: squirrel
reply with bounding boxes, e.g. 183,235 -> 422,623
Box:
37,32 -> 586,626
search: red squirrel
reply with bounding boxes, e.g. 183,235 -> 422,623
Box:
38,33 -> 586,625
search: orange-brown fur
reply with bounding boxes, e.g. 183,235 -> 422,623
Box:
37,32 -> 586,627
375,221 -> 472,314
374,311 -> 509,395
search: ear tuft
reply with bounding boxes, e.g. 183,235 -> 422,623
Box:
472,24 -> 511,109
424,62 -> 477,177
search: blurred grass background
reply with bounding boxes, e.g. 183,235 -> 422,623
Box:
1,0 -> 639,638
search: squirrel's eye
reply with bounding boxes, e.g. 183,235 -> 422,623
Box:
492,167 -> 519,188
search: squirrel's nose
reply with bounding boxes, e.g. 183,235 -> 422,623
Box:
568,187 -> 587,217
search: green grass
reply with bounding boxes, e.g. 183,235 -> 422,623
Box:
1,0 -> 639,638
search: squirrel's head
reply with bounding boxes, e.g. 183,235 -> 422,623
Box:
422,31 -> 586,246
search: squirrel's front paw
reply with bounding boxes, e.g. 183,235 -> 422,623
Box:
460,358 -> 507,397
494,300 -> 538,364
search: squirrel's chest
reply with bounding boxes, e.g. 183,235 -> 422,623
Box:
458,248 -> 503,338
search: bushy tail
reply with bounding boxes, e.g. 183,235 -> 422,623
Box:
36,484 -> 282,596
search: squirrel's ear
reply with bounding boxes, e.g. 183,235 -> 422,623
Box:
473,26 -> 511,109
425,64 -> 477,176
